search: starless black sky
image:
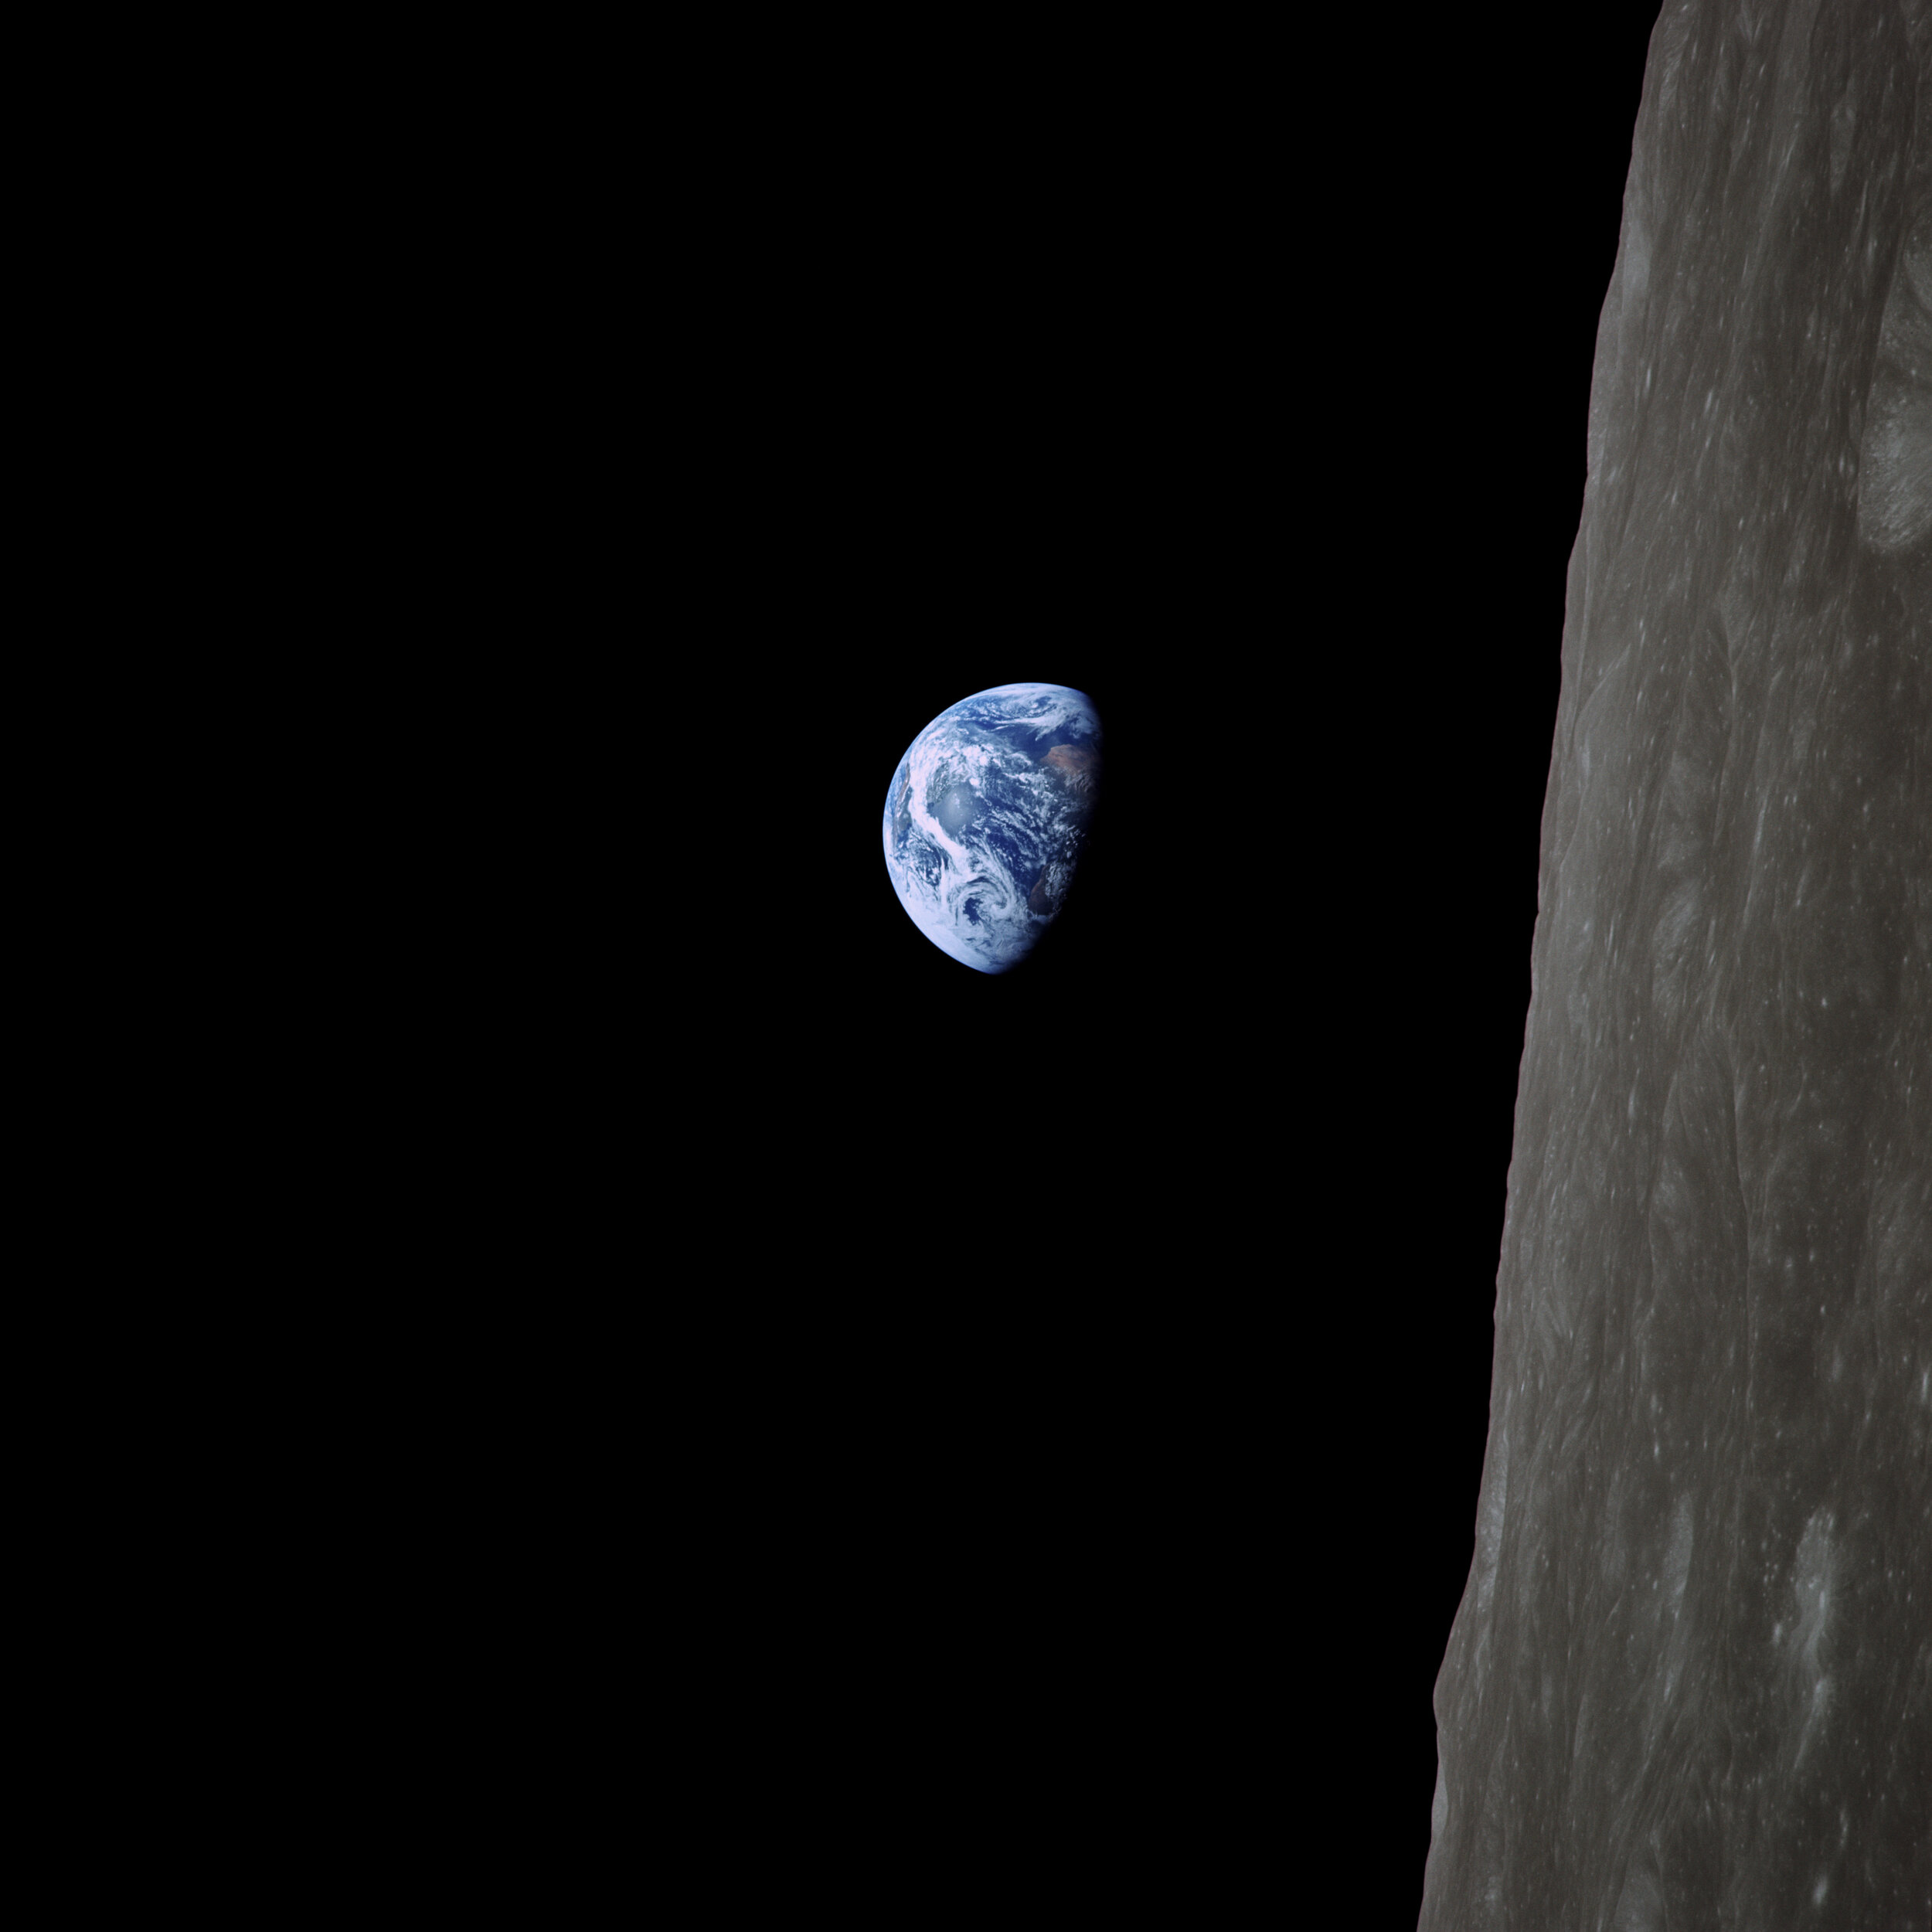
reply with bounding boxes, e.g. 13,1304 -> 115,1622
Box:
757,5 -> 1662,1913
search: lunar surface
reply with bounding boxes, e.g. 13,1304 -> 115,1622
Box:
1420,5 -> 1930,1926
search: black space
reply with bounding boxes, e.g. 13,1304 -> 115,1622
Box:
730,5 -> 1662,1913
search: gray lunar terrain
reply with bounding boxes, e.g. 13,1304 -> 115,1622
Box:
1420,4 -> 1931,1927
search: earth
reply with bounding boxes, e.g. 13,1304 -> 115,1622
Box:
883,682 -> 1103,973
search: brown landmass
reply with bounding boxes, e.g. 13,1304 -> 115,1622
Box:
1043,744 -> 1098,798
1029,857 -> 1071,915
